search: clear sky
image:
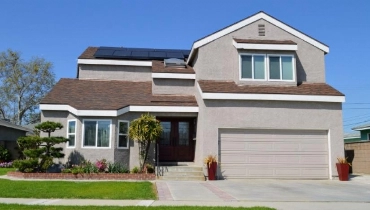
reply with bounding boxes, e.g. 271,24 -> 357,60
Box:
1,0 -> 369,133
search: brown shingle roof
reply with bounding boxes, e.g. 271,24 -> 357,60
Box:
152,60 -> 195,74
78,47 -> 98,59
41,79 -> 197,110
198,80 -> 344,96
233,38 -> 297,45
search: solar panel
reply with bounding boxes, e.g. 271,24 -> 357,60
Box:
93,47 -> 190,60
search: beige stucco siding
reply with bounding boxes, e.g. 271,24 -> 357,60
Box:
193,19 -> 326,84
194,100 -> 343,178
152,79 -> 195,95
78,64 -> 152,81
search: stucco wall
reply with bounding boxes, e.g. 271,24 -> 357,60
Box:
345,142 -> 370,174
152,79 -> 195,95
78,64 -> 152,81
193,19 -> 326,84
194,100 -> 343,177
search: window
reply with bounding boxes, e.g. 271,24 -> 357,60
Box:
367,133 -> 370,141
67,120 -> 76,148
82,120 -> 111,148
268,55 -> 294,81
240,54 -> 294,81
118,120 -> 129,149
240,54 -> 266,80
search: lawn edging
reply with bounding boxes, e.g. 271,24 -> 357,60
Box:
7,171 -> 155,180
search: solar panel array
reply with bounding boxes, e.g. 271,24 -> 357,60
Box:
94,47 -> 190,60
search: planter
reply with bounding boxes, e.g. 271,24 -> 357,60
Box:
336,163 -> 349,181
207,162 -> 217,180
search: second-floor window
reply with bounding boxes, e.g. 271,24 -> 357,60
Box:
240,54 -> 295,82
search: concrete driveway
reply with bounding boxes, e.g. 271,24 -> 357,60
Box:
156,175 -> 370,202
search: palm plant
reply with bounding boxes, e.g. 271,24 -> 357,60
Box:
128,113 -> 162,172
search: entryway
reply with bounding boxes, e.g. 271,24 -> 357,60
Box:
157,118 -> 195,162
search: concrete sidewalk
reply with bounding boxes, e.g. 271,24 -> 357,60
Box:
1,198 -> 370,210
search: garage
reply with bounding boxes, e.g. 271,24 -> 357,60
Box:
219,129 -> 329,179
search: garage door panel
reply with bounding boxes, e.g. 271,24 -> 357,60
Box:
220,129 -> 329,179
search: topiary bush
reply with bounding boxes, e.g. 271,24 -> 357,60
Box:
14,121 -> 68,172
0,145 -> 11,162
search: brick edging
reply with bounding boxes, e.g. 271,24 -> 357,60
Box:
7,171 -> 155,180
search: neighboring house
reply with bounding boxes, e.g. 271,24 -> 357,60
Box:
0,119 -> 33,160
344,123 -> 370,174
39,11 -> 345,179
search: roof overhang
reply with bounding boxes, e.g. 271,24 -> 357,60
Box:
40,104 -> 199,117
187,11 -> 329,64
78,59 -> 152,67
232,40 -> 298,51
353,126 -> 370,131
152,73 -> 196,80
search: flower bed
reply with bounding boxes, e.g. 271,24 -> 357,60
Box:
7,171 -> 155,180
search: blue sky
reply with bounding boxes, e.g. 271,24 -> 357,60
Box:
1,0 -> 369,132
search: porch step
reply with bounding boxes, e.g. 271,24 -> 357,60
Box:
156,165 -> 205,181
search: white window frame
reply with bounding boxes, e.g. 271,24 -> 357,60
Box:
239,53 -> 295,82
239,53 -> 267,81
81,119 -> 112,149
117,120 -> 129,149
66,119 -> 77,148
267,54 -> 295,82
367,133 -> 370,141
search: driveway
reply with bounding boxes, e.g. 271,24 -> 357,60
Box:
156,176 -> 370,202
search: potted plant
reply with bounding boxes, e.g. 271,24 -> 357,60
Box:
204,155 -> 217,180
336,157 -> 351,181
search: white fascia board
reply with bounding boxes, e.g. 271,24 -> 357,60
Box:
78,59 -> 152,67
130,106 -> 199,113
187,12 -> 329,64
353,127 -> 370,131
232,40 -> 298,51
344,137 -> 361,139
201,92 -> 345,103
152,73 -> 196,80
40,104 -> 199,116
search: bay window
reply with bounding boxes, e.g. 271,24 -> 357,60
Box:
67,120 -> 76,148
117,120 -> 129,149
83,120 -> 111,148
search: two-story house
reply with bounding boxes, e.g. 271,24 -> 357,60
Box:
40,11 -> 345,179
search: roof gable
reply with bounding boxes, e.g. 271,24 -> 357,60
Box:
188,11 -> 329,63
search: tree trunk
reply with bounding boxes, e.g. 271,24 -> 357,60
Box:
141,141 -> 151,172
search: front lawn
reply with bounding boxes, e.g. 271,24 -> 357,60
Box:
0,204 -> 275,210
0,179 -> 156,200
0,168 -> 15,175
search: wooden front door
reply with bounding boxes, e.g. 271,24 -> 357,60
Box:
158,118 -> 194,162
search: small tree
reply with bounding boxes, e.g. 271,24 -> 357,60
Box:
129,113 -> 162,172
14,121 -> 68,172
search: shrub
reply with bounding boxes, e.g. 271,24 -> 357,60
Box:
14,121 -> 68,172
0,161 -> 13,168
106,162 -> 129,173
95,159 -> 107,172
61,168 -> 71,173
81,160 -> 99,174
145,164 -> 155,173
131,166 -> 139,174
0,145 -> 11,162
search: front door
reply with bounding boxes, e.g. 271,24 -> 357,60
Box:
158,118 -> 194,162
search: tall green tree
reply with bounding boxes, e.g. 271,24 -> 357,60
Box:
129,113 -> 162,172
0,49 -> 55,125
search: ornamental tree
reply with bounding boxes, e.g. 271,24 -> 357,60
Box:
129,113 -> 162,172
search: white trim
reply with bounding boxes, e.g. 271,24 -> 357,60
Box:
81,119 -> 112,149
233,40 -> 298,51
344,137 -> 361,140
201,92 -> 345,103
78,59 -> 152,67
117,120 -> 129,149
66,119 -> 77,148
39,104 -> 199,116
152,73 -> 196,80
188,12 -> 329,63
353,126 -> 370,131
328,129 -> 332,180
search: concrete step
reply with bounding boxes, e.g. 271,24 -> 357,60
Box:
157,176 -> 205,181
157,166 -> 203,172
164,171 -> 204,177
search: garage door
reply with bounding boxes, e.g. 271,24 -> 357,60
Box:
219,129 -> 329,179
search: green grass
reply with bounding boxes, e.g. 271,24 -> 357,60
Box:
0,168 -> 15,175
0,205 -> 275,210
0,179 -> 156,200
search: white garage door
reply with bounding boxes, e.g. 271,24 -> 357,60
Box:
219,129 -> 329,179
